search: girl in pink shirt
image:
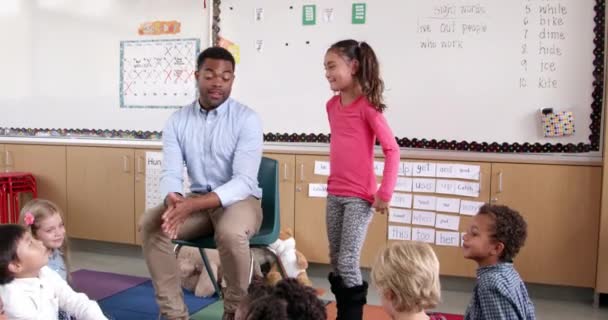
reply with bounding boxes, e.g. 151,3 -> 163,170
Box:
324,39 -> 400,320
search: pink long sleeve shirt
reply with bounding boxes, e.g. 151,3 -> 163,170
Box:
326,95 -> 400,204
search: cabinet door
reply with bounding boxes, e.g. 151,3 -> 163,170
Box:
67,147 -> 135,244
0,144 -> 5,172
491,163 -> 601,287
264,153 -> 296,232
294,155 -> 387,267
598,160 -> 608,293
4,145 -> 68,225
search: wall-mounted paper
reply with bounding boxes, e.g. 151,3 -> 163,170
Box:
145,152 -> 163,209
413,195 -> 436,211
389,208 -> 412,224
412,227 -> 435,243
436,164 -> 481,181
412,162 -> 436,177
323,7 -> 335,23
412,178 -> 436,193
436,231 -> 460,247
254,8 -> 264,21
374,161 -> 384,176
436,179 -> 480,198
400,162 -> 414,176
145,152 -> 190,209
309,183 -> 328,197
314,161 -> 330,176
435,214 -> 460,231
435,197 -> 461,213
390,193 -> 412,208
460,200 -> 485,216
394,177 -> 413,192
412,210 -> 436,227
388,225 -> 412,241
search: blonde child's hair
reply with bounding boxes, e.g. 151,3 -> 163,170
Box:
19,199 -> 71,281
371,241 -> 441,313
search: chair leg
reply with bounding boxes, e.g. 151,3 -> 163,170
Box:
199,248 -> 223,299
173,244 -> 182,257
248,250 -> 255,284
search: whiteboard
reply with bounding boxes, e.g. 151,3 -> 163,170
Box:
220,0 -> 602,148
0,0 -> 210,131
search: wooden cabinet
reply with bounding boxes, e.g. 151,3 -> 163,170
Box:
598,168 -> 608,293
3,145 -> 68,225
134,149 -> 153,245
67,147 -> 135,244
264,153 -> 296,232
0,144 -> 5,171
598,163 -> 608,293
294,155 -> 387,268
490,163 -> 601,287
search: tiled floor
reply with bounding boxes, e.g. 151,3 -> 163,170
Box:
71,239 -> 608,319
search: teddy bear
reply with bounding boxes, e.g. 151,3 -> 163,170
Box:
176,246 -> 221,298
265,228 -> 312,287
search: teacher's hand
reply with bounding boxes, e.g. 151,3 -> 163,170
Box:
162,194 -> 192,239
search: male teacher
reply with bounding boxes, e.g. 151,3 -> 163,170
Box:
139,47 -> 263,320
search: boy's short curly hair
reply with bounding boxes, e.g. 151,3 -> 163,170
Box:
244,278 -> 326,320
478,204 -> 528,262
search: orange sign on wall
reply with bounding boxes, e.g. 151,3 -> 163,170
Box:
138,20 -> 181,36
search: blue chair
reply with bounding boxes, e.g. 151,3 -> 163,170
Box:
173,157 -> 286,298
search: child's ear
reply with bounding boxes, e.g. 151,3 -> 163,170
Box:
8,261 -> 22,274
383,289 -> 396,303
350,59 -> 360,75
491,241 -> 505,258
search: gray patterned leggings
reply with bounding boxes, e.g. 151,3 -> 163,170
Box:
326,194 -> 374,287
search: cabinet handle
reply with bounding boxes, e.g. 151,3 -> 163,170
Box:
283,163 -> 288,181
299,164 -> 305,182
136,156 -> 144,174
497,171 -> 503,193
123,155 -> 131,173
5,151 -> 12,167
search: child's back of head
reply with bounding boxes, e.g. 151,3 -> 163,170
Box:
236,278 -> 326,320
371,241 -> 441,316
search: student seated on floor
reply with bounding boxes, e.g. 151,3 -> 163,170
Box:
235,278 -> 326,320
371,241 -> 445,320
0,224 -> 107,320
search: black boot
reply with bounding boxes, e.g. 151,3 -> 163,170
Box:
328,273 -> 368,320
328,272 -> 345,319
338,281 -> 368,320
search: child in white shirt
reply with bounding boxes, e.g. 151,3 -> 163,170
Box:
0,224 -> 107,320
0,296 -> 7,320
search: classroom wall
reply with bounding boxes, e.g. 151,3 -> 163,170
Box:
0,0 -> 210,131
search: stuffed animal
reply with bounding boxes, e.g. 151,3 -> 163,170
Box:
177,247 -> 221,298
266,228 -> 312,287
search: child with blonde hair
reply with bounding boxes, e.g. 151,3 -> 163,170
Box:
371,241 -> 443,320
19,199 -> 71,282
19,199 -> 74,319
